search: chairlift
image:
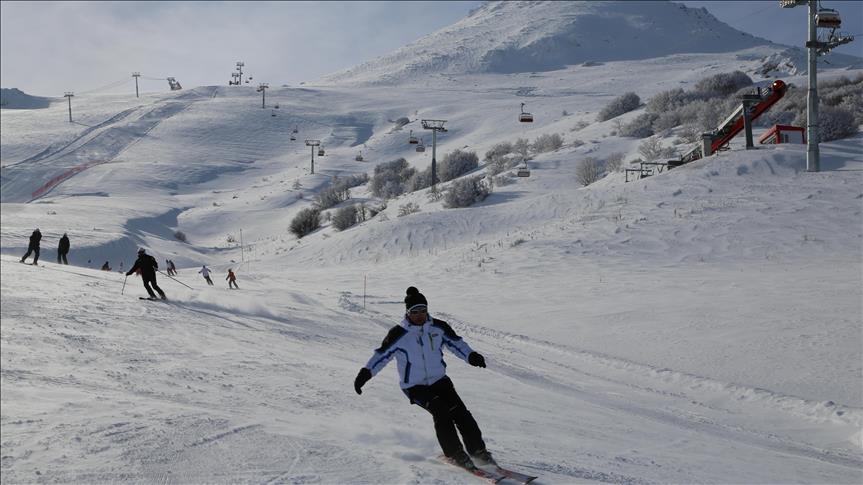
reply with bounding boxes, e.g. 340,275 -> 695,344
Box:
519,102 -> 534,123
318,146 -> 325,156
409,129 -> 419,144
416,139 -> 425,153
274,104 -> 280,109
515,162 -> 531,177
816,8 -> 841,28
290,135 -> 296,141
355,152 -> 364,162
292,126 -> 298,134
271,110 -> 276,117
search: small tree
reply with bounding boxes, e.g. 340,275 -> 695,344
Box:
597,92 -> 641,121
439,149 -> 479,182
605,152 -> 625,173
576,157 -> 604,186
289,207 -> 321,238
444,176 -> 490,208
532,133 -> 564,153
332,205 -> 359,231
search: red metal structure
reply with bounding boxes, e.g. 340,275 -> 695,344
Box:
671,80 -> 787,167
759,124 -> 806,145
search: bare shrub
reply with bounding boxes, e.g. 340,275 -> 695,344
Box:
646,88 -> 689,114
398,202 -> 421,217
484,142 -> 513,163
576,157 -> 604,186
606,152 -> 625,173
694,70 -> 753,98
444,176 -> 490,208
332,205 -> 359,231
638,137 -> 677,161
532,133 -> 564,153
439,149 -> 479,182
174,230 -> 188,243
370,158 -> 415,199
619,113 -> 657,138
794,104 -> 858,142
289,207 -> 321,238
597,92 -> 641,122
513,138 -> 531,160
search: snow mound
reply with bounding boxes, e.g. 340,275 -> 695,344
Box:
0,88 -> 54,109
319,0 -> 774,85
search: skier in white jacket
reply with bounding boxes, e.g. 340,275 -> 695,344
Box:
198,265 -> 214,286
354,286 -> 492,469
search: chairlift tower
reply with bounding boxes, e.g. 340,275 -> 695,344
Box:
64,92 -> 74,122
305,139 -> 321,174
236,61 -> 245,84
780,0 -> 856,172
132,72 -> 141,98
257,83 -> 269,108
421,119 -> 447,189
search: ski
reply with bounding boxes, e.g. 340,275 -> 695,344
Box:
439,455 -> 506,484
483,464 -> 537,484
139,297 -> 165,301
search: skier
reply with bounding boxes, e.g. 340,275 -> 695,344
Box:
101,261 -> 111,271
226,268 -> 239,289
126,248 -> 166,300
198,265 -> 214,286
20,228 -> 42,265
168,259 -> 177,276
354,287 -> 492,469
57,233 -> 70,264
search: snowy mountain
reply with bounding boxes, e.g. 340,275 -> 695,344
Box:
0,88 -> 54,109
1,1 -> 862,483
320,0 -> 773,85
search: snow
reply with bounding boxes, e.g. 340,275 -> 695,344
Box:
2,1 -> 862,483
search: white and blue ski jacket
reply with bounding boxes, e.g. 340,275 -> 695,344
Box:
364,316 -> 475,389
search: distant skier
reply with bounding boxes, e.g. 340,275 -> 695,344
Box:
126,248 -> 166,300
198,265 -> 214,286
168,259 -> 177,276
354,287 -> 492,469
226,268 -> 239,289
101,261 -> 112,271
57,233 -> 70,264
20,228 -> 42,265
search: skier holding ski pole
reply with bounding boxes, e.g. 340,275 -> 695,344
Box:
354,287 -> 494,470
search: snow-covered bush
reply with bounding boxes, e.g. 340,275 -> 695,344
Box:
408,169 -> 433,192
439,149 -> 479,182
369,158 -> 416,199
513,138 -> 531,160
289,207 -> 321,238
795,104 -> 857,142
532,133 -> 564,153
492,173 -> 516,187
646,88 -> 689,114
315,185 -> 350,210
638,137 -> 677,161
332,205 -> 359,231
596,92 -> 641,122
484,142 -> 513,163
443,176 -> 489,208
576,157 -> 604,186
174,231 -> 188,243
398,202 -> 420,217
653,111 -> 682,133
619,113 -> 657,138
605,152 -> 625,173
694,70 -> 753,98
392,117 -> 410,129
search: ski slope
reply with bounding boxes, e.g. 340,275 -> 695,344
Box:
2,2 -> 862,483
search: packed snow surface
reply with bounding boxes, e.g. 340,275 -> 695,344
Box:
2,2 -> 862,483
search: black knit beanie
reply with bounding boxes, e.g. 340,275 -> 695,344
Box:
404,286 -> 428,311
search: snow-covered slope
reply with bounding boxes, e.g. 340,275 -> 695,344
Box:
2,2 -> 862,483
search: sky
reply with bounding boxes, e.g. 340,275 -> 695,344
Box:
1,0 -> 861,98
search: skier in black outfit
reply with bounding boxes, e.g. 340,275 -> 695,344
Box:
20,228 -> 42,265
57,233 -> 70,264
354,287 -> 492,469
126,248 -> 166,300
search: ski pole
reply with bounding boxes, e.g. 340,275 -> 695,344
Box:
158,270 -> 193,289
121,274 -> 128,295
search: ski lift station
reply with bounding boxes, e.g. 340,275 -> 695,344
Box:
759,125 -> 806,145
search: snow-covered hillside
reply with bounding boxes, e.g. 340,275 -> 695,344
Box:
2,1 -> 862,483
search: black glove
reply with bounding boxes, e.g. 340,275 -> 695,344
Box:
354,368 -> 372,395
468,352 -> 486,368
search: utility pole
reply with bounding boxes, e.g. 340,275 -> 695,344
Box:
257,83 -> 269,108
305,139 -> 320,174
64,92 -> 74,122
421,120 -> 447,189
236,61 -> 244,84
806,0 -> 820,172
132,72 -> 141,98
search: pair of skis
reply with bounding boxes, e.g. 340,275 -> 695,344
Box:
439,455 -> 537,484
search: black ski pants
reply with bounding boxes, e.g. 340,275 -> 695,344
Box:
58,252 -> 68,264
405,376 -> 486,458
21,246 -> 40,264
143,276 -> 166,299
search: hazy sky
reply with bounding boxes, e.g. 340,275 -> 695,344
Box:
1,1 -> 861,97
